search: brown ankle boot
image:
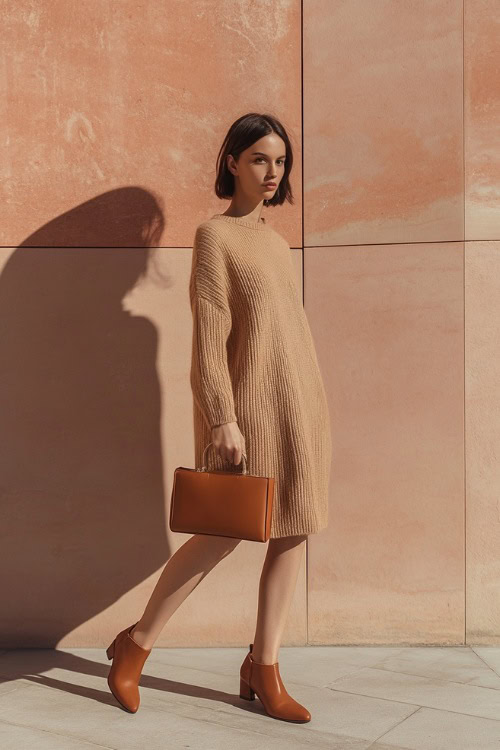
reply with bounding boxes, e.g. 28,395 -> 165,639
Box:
239,643 -> 311,723
106,622 -> 152,712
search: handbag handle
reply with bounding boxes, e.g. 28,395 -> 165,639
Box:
198,441 -> 248,474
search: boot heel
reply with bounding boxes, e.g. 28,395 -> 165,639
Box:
106,640 -> 115,660
239,677 -> 255,701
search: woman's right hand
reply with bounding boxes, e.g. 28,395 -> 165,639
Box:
211,421 -> 246,466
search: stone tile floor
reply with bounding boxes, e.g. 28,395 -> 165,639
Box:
0,645 -> 499,749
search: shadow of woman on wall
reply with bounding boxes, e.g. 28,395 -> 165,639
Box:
0,186 -> 174,648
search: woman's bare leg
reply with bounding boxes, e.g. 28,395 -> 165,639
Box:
251,534 -> 307,664
131,533 -> 241,650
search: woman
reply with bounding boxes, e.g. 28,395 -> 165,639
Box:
106,112 -> 332,723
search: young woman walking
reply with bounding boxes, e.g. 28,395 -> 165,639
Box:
105,112 -> 332,723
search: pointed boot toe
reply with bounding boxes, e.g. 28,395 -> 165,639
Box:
106,622 -> 152,713
239,643 -> 311,723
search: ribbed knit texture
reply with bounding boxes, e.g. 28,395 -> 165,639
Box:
189,213 -> 332,538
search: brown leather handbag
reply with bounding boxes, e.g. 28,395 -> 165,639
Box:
169,442 -> 275,542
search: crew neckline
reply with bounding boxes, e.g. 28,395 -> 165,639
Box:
211,213 -> 269,231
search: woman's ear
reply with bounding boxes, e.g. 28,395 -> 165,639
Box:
226,154 -> 237,177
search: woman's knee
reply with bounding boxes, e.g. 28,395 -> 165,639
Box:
219,536 -> 242,557
268,533 -> 308,552
193,533 -> 242,558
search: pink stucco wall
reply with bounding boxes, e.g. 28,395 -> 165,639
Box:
1,1 -> 498,647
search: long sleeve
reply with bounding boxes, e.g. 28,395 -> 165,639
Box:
189,223 -> 237,430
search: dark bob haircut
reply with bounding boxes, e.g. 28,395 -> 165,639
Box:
214,112 -> 295,207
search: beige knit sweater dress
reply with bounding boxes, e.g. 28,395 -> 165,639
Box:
189,213 -> 332,538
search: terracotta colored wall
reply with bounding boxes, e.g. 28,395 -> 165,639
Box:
0,1 -> 498,647
306,0 -> 499,646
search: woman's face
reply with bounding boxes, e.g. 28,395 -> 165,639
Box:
228,133 -> 287,202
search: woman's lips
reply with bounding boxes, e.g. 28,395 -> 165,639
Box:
263,183 -> 276,188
